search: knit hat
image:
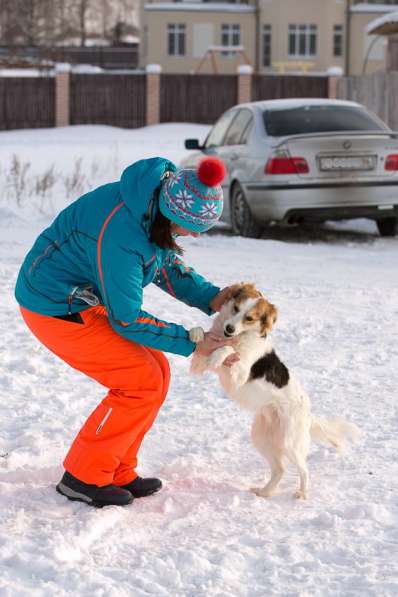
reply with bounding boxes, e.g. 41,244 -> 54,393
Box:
159,157 -> 225,233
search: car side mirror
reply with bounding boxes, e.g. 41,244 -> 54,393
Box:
185,138 -> 202,150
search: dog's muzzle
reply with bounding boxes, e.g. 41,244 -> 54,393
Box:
224,324 -> 235,337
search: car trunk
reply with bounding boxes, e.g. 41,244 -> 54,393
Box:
275,132 -> 398,181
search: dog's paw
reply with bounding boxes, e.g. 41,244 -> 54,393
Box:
189,326 -> 205,343
208,346 -> 234,370
208,351 -> 227,370
250,486 -> 273,498
293,490 -> 308,500
230,364 -> 248,387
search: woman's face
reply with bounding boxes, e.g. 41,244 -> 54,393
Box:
171,223 -> 201,238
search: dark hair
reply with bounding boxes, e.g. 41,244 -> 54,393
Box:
150,193 -> 183,255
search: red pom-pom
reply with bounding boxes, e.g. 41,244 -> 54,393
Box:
197,157 -> 226,187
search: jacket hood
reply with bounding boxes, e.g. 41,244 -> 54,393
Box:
119,157 -> 177,224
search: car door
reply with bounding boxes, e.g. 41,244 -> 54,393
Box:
203,109 -> 239,158
181,109 -> 241,222
198,109 -> 240,220
216,109 -> 254,220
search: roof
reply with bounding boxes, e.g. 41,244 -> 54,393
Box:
366,10 -> 398,34
238,98 -> 362,111
351,3 -> 398,14
144,2 -> 255,12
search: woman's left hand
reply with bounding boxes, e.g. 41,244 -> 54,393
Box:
209,286 -> 236,313
223,352 -> 240,368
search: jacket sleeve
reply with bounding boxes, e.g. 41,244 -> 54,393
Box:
154,253 -> 220,315
98,242 -> 196,357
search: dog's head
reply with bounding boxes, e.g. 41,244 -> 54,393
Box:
220,283 -> 278,338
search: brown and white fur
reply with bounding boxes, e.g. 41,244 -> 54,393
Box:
189,283 -> 359,500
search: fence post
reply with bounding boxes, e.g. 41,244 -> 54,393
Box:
327,66 -> 343,100
55,63 -> 71,127
146,64 -> 162,126
237,64 -> 253,104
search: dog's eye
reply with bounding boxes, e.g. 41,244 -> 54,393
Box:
245,316 -> 253,322
233,306 -> 239,314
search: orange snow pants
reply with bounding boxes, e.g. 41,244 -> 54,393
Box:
20,305 -> 170,486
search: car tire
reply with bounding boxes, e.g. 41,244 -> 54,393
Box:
376,217 -> 397,237
230,183 -> 263,238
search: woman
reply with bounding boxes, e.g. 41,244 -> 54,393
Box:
15,156 -> 239,508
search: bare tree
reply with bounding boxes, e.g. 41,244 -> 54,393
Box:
0,0 -> 139,47
2,0 -> 58,46
76,0 -> 90,46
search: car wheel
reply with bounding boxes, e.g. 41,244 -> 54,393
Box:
376,217 -> 397,237
230,183 -> 263,238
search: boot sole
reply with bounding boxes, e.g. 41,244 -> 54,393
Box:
56,482 -> 134,507
132,486 -> 162,498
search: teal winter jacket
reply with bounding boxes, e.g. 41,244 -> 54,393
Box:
15,157 -> 220,356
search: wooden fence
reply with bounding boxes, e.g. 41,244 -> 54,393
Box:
160,74 -> 238,124
0,76 -> 54,130
70,73 -> 146,128
0,71 -> 330,131
337,71 -> 398,131
252,75 -> 329,101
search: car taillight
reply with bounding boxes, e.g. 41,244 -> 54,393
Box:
265,156 -> 309,175
385,154 -> 398,171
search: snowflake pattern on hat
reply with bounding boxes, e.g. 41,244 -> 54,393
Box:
168,172 -> 184,189
174,189 -> 194,210
159,162 -> 224,233
199,202 -> 218,217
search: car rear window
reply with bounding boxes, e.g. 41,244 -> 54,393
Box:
263,105 -> 387,137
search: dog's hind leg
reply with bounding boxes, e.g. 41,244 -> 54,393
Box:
287,446 -> 310,500
251,453 -> 285,498
250,410 -> 286,498
292,456 -> 309,500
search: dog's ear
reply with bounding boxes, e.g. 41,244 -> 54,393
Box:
230,283 -> 261,301
269,303 -> 278,325
229,283 -> 245,299
244,283 -> 262,298
258,299 -> 278,336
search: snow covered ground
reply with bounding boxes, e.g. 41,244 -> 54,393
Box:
1,124 -> 398,596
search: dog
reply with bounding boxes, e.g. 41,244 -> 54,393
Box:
189,283 -> 359,500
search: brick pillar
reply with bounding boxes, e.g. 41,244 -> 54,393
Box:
237,65 -> 253,105
327,67 -> 343,100
146,64 -> 162,126
55,64 -> 71,127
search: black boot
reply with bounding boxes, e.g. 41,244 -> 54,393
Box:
56,471 -> 134,507
121,476 -> 162,498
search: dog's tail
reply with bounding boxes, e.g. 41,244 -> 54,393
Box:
310,416 -> 360,452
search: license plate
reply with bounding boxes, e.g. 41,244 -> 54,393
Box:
319,156 -> 376,171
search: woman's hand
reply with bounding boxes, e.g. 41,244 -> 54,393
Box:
194,332 -> 238,357
209,286 -> 237,313
222,352 -> 240,368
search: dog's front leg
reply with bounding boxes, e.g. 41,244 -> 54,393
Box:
208,346 -> 236,370
189,327 -> 205,343
189,327 -> 208,375
229,361 -> 250,388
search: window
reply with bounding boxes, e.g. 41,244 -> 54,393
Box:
168,24 -> 185,56
333,25 -> 343,57
240,119 -> 253,145
263,105 -> 387,137
224,109 -> 253,145
221,24 -> 240,57
205,111 -> 238,148
288,24 -> 317,57
262,24 -> 272,67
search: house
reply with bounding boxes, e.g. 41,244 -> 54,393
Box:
140,0 -> 398,75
